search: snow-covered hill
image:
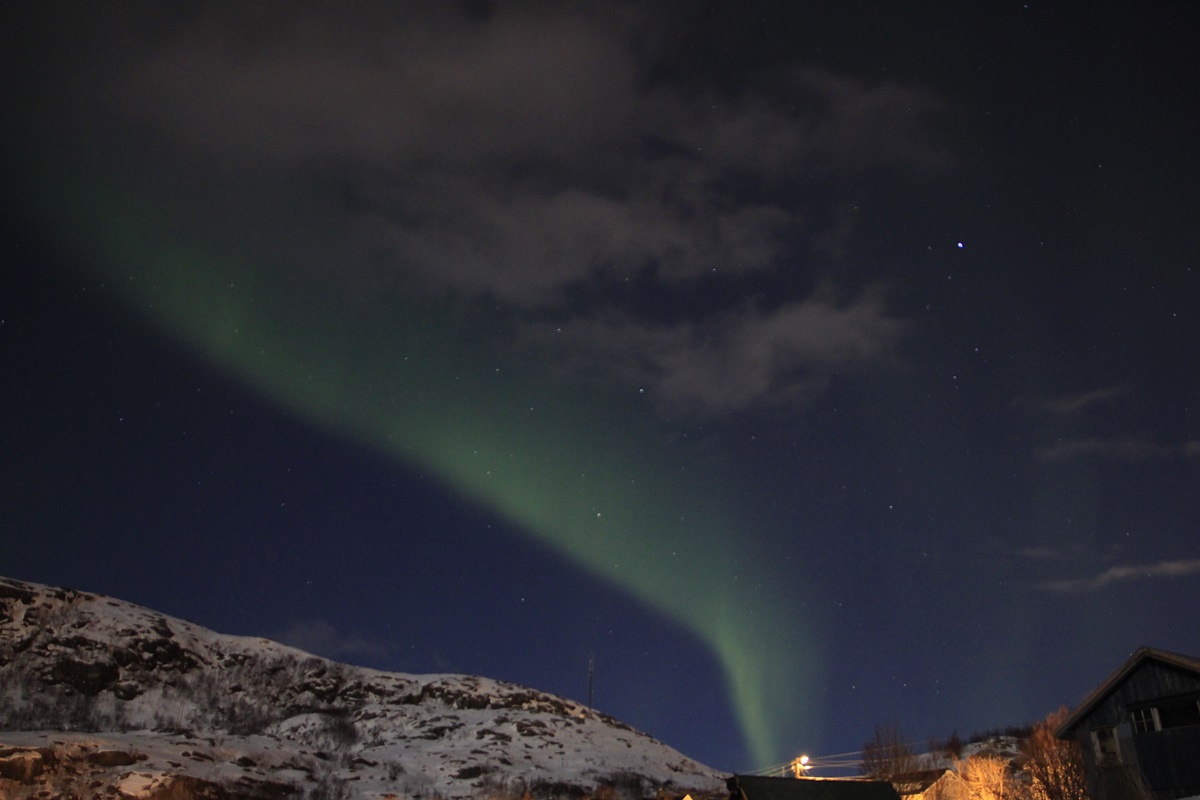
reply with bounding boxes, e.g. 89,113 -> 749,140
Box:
0,576 -> 725,799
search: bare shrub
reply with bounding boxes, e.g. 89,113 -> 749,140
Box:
862,723 -> 921,793
954,754 -> 1024,800
1021,708 -> 1088,800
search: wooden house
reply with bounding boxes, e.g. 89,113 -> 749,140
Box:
893,769 -> 967,800
1057,646 -> 1200,800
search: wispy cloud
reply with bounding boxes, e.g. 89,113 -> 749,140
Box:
1035,436 -> 1200,463
1015,546 -> 1060,560
1039,558 -> 1200,592
1019,386 -> 1132,416
271,619 -> 391,663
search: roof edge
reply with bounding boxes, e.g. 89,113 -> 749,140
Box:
1056,646 -> 1200,738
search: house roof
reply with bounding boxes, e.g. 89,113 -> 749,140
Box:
728,775 -> 902,800
1056,646 -> 1200,737
892,769 -> 962,796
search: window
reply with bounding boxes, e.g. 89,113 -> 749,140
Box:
1128,697 -> 1200,733
1131,706 -> 1158,733
1092,727 -> 1121,764
1157,697 -> 1200,729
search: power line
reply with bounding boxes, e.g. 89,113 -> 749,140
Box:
754,750 -> 869,778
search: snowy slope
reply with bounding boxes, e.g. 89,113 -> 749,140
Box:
0,576 -> 725,799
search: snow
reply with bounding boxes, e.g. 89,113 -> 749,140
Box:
0,576 -> 726,799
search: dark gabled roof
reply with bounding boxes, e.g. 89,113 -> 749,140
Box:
892,769 -> 961,796
1056,646 -> 1200,737
728,775 -> 902,800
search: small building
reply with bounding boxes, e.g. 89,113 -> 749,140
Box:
1057,646 -> 1200,800
893,769 -> 967,800
728,774 -> 902,800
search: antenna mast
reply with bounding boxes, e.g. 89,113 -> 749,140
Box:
587,653 -> 595,709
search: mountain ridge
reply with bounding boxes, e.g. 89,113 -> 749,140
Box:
0,575 -> 726,799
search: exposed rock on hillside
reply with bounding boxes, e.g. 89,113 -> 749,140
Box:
0,576 -> 724,799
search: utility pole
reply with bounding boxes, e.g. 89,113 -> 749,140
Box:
587,653 -> 595,709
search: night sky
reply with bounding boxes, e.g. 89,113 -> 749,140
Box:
3,1 -> 1199,775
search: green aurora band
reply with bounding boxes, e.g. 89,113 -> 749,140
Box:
17,172 -> 823,767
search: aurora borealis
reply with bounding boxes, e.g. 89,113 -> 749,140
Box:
20,168 -> 819,766
4,1 -> 1200,773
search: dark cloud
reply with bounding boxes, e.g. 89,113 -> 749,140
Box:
654,68 -> 951,177
538,285 -> 907,414
29,2 -> 948,417
120,4 -> 640,167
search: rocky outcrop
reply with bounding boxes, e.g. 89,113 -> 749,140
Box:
0,745 -> 56,782
0,739 -> 297,799
0,576 -> 725,799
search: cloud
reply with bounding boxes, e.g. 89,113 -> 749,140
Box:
539,285 -> 907,414
1034,436 -> 1200,463
1039,558 -> 1200,592
1017,386 -> 1132,416
357,173 -> 801,304
123,4 -> 642,169
21,3 -> 948,418
1015,546 -> 1060,560
1024,388 -> 1199,465
86,5 -> 945,291
272,619 -> 391,663
649,68 -> 951,177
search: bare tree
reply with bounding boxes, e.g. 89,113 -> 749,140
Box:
1021,708 -> 1089,800
862,723 -> 922,794
955,754 -> 1019,800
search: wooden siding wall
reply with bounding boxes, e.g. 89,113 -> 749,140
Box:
1069,659 -> 1200,800
1079,661 -> 1200,728
1132,726 -> 1200,800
